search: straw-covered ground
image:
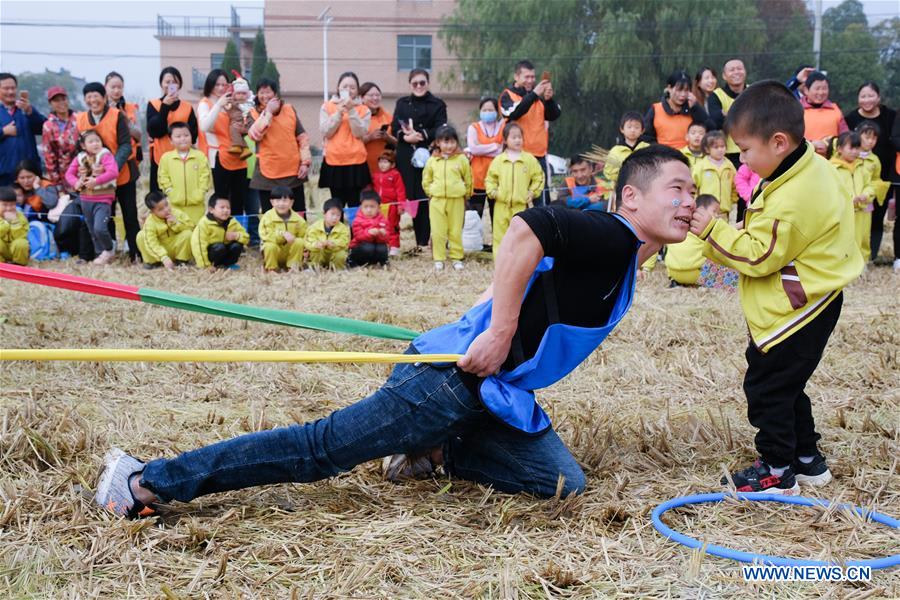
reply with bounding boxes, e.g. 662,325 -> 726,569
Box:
1,226 -> 898,598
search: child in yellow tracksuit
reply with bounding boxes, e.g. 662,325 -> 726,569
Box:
680,121 -> 707,169
856,121 -> 891,254
692,130 -> 738,219
664,194 -> 737,289
137,191 -> 194,268
157,122 -> 212,224
693,81 -> 863,495
259,185 -> 307,272
305,199 -> 350,270
485,122 -> 544,258
0,187 -> 29,265
830,131 -> 875,262
603,111 -> 650,185
422,125 -> 472,271
191,196 -> 249,270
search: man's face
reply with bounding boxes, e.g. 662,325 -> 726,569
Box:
211,200 -> 231,221
0,77 -> 17,105
84,91 -> 105,113
515,68 -> 536,92
723,60 -> 746,87
570,161 -> 593,185
624,161 -> 696,245
171,127 -> 192,151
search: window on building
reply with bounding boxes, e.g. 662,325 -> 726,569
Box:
211,53 -> 224,70
397,35 -> 431,71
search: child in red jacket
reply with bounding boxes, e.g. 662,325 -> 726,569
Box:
348,190 -> 390,266
369,149 -> 406,255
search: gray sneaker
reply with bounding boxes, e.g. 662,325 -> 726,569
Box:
95,448 -> 156,518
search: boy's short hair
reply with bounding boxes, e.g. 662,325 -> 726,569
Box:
359,189 -> 381,204
619,111 -> 644,130
144,191 -> 167,210
855,120 -> 880,137
701,130 -> 727,153
615,144 -> 690,200
208,195 -> 229,208
725,80 -> 805,144
168,121 -> 190,136
270,185 -> 293,200
569,155 -> 591,168
322,198 -> 342,214
687,121 -> 707,133
695,193 -> 720,210
0,186 -> 17,203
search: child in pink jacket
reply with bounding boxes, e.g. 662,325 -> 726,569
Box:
66,129 -> 119,264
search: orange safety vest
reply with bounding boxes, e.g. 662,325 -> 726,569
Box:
470,120 -> 505,190
120,102 -> 140,163
322,101 -> 369,166
253,104 -> 302,179
25,179 -> 54,211
76,108 -> 131,185
200,98 -> 247,171
652,102 -> 691,150
803,103 -> 844,141
365,109 -> 393,175
502,89 -> 547,157
148,98 -> 195,164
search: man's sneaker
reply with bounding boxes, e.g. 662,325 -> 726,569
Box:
95,448 -> 157,518
381,453 -> 436,482
793,454 -> 833,487
721,459 -> 800,495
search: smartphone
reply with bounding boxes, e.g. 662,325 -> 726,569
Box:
167,83 -> 178,95
225,83 -> 234,95
380,124 -> 389,132
541,71 -> 551,82
339,89 -> 350,101
19,90 -> 29,100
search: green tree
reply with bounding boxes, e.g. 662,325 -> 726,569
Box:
250,29 -> 268,89
872,17 -> 899,105
16,68 -> 87,115
261,60 -> 281,88
821,0 -> 884,108
221,39 -> 241,80
753,0 -> 813,82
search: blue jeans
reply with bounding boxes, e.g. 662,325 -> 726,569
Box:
141,349 -> 586,502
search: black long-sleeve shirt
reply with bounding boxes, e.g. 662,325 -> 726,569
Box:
499,85 -> 562,123
146,98 -> 198,145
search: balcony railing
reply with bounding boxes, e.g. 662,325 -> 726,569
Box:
157,15 -> 231,38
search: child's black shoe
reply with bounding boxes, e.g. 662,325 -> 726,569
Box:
721,459 -> 800,495
793,453 -> 832,487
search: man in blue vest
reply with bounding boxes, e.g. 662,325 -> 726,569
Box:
0,73 -> 47,186
96,146 -> 697,519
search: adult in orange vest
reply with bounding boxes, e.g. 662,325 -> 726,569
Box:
642,71 -> 710,150
146,67 -> 198,193
499,60 -> 561,206
800,71 -> 848,156
247,78 -> 311,214
197,69 -> 248,217
466,97 -> 505,226
360,82 -> 397,177
77,81 -> 140,261
318,71 -> 372,208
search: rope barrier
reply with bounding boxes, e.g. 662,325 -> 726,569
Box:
0,348 -> 461,364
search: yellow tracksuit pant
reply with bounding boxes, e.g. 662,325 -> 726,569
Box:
136,230 -> 193,264
854,211 -> 871,262
0,238 -> 29,265
429,197 -> 465,261
492,200 -> 528,259
263,239 -> 305,270
308,248 -> 347,269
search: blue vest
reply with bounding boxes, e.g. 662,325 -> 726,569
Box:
565,184 -> 608,212
414,214 -> 641,434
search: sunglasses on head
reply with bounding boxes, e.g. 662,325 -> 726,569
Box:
411,80 -> 428,87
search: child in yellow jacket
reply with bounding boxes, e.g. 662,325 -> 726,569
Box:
305,199 -> 350,270
485,122 -> 544,258
603,111 -> 650,185
856,120 -> 891,206
422,125 -> 472,271
137,191 -> 194,269
259,185 -> 307,272
830,131 -> 875,262
692,82 -> 863,495
692,130 -> 737,218
157,122 -> 212,224
664,194 -> 737,289
191,196 -> 249,270
0,187 -> 29,265
680,121 -> 706,169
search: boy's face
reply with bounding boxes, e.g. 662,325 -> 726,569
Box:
210,199 -> 231,221
324,207 -> 342,227
359,199 -> 379,218
859,131 -> 877,152
839,143 -> 860,163
687,126 -> 705,150
0,200 -> 16,214
438,138 -> 457,154
707,140 -> 727,161
377,158 -> 392,172
695,201 -> 720,223
731,126 -> 795,179
151,199 -> 172,220
171,127 -> 192,151
271,196 -> 292,216
621,119 -> 643,142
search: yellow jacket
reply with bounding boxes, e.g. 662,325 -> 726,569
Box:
304,219 -> 350,251
422,152 -> 473,200
665,232 -> 707,284
157,148 -> 212,224
603,141 -> 650,183
830,156 -> 874,212
259,208 -> 308,246
693,156 -> 738,214
700,143 -> 863,352
0,211 -> 29,245
485,151 -> 545,205
858,152 -> 889,204
681,146 -> 704,170
190,213 -> 249,268
141,208 -> 194,263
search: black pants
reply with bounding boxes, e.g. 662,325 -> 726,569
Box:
207,242 -> 243,267
348,242 -> 388,266
149,161 -> 160,193
111,179 -> 139,260
259,185 -> 305,214
213,158 -> 248,215
744,293 -> 843,467
535,155 -> 549,207
869,189 -> 893,260
467,189 -> 495,223
329,186 -> 363,209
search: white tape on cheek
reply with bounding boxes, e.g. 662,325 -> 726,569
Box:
671,198 -> 682,207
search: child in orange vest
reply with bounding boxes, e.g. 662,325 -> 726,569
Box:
370,150 -> 407,255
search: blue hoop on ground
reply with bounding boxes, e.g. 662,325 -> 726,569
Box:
651,492 -> 900,569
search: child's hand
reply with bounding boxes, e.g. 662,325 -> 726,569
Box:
162,257 -> 175,269
283,231 -> 295,244
225,231 -> 239,242
92,163 -> 104,175
78,164 -> 89,177
316,241 -> 326,249
368,227 -> 379,236
84,177 -> 97,190
689,206 -> 715,236
166,214 -> 178,225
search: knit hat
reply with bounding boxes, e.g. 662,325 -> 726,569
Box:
323,199 -> 342,214
232,78 -> 250,93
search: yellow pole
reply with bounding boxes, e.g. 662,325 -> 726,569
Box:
0,349 -> 463,364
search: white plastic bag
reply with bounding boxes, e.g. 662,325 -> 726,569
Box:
462,210 -> 483,253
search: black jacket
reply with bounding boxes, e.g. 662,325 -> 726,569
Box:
391,92 -> 448,151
